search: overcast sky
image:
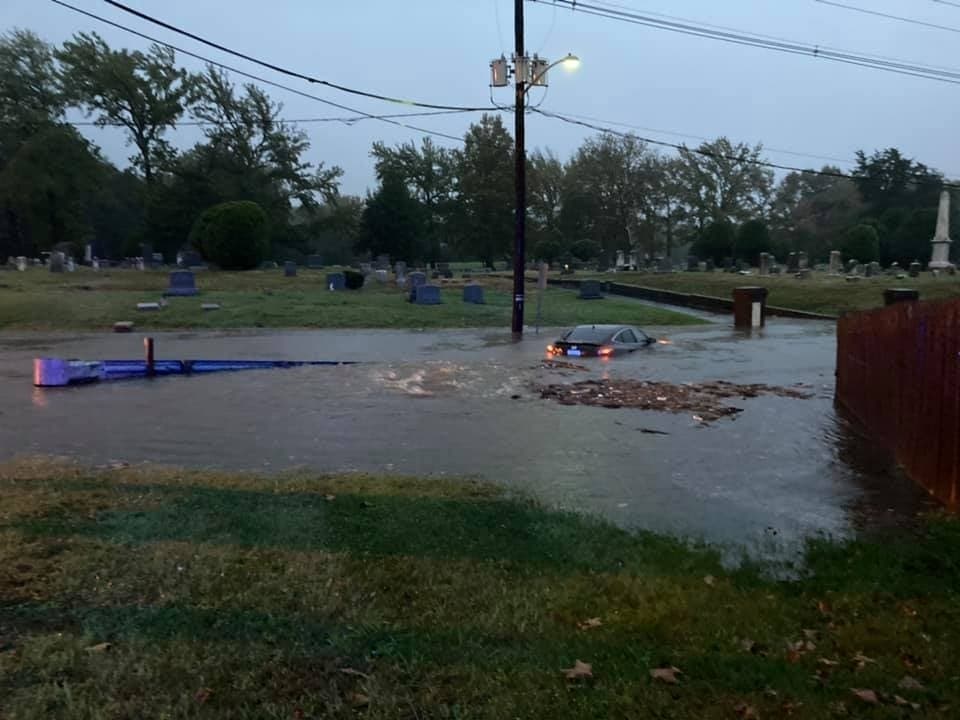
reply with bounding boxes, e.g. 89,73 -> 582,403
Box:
6,0 -> 960,195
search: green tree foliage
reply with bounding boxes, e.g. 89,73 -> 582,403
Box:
693,221 -> 735,265
306,196 -> 364,266
853,148 -> 942,213
840,224 -> 880,263
570,239 -> 602,262
358,172 -> 426,263
734,219 -> 771,265
57,33 -> 196,185
189,200 -> 269,270
453,114 -> 513,267
533,237 -> 564,263
0,29 -> 65,134
528,149 -> 565,251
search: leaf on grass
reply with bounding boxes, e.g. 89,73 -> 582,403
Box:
577,617 -> 603,631
703,575 -> 716,586
339,667 -> 370,679
561,659 -> 593,681
851,688 -> 879,705
650,666 -> 682,684
894,695 -> 921,710
818,658 -> 840,667
898,676 -> 925,691
853,652 -> 876,671
349,693 -> 370,708
734,702 -> 759,718
194,688 -> 212,704
85,642 -> 111,653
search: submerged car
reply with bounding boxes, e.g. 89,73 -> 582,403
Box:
547,324 -> 656,358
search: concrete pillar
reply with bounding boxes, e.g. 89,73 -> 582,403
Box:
883,288 -> 920,306
733,286 -> 769,328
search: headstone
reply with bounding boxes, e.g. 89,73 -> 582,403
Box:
307,255 -> 323,269
326,272 -> 346,290
759,252 -> 770,276
869,261 -> 881,277
463,284 -> 485,304
864,262 -> 874,278
787,252 -> 799,273
687,255 -> 699,271
798,251 -> 809,270
829,250 -> 842,274
284,261 -> 297,277
375,254 -> 390,271
66,258 -> 76,272
113,321 -> 134,333
698,261 -> 707,272
137,302 -> 161,311
178,251 -> 203,268
657,257 -> 672,273
929,189 -> 954,270
201,303 -> 220,311
91,258 -> 100,271
846,259 -> 859,274
909,261 -> 922,278
16,256 -> 27,272
394,261 -> 407,278
136,258 -> 146,271
49,252 -> 64,273
795,269 -> 811,280
163,270 -> 199,297
375,269 -> 388,283
140,244 -> 154,267
152,253 -> 164,267
413,284 -> 442,305
84,244 -> 93,263
705,259 -> 714,272
579,280 -> 604,300
360,262 -> 373,275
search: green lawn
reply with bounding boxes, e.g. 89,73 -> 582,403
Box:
0,269 -> 699,330
583,271 -> 960,316
1,458 -> 957,718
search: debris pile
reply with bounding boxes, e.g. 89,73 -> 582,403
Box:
537,378 -> 813,421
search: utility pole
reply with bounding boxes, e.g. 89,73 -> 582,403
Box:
511,0 -> 526,338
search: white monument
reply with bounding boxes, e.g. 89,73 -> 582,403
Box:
929,190 -> 954,270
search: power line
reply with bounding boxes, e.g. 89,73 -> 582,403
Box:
102,0 -> 487,112
531,107 -> 960,188
815,0 -> 960,34
930,0 -> 960,9
67,109 -> 471,127
50,0 -> 477,142
531,0 -> 960,84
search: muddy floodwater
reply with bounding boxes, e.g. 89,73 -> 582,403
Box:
0,319 -> 932,555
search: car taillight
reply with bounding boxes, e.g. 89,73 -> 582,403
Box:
546,345 -> 555,353
598,346 -> 613,356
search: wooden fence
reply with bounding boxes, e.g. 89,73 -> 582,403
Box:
836,298 -> 960,508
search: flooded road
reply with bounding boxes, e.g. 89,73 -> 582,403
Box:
0,320 -> 930,554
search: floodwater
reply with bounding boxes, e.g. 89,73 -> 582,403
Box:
0,318 -> 932,556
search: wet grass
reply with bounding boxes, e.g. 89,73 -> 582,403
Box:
2,458 -> 959,718
0,269 -> 700,330
584,271 -> 960,316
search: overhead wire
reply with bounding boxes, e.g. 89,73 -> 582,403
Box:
930,0 -> 960,9
50,0 -> 481,142
67,109 -> 471,128
530,0 -> 960,84
814,0 -> 960,34
101,0 -> 488,112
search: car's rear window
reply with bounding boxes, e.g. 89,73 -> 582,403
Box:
563,327 -> 610,344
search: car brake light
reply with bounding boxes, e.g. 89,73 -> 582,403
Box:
546,345 -> 555,353
598,346 -> 613,356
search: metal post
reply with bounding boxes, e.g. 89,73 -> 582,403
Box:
144,336 -> 155,377
511,0 -> 526,338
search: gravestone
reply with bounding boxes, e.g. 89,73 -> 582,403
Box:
437,262 -> 453,279
394,260 -> 407,276
687,255 -> 699,271
137,302 -> 161,311
201,303 -> 221,311
49,252 -> 64,273
163,270 -> 199,297
705,259 -> 715,272
260,260 -> 278,270
326,272 -> 346,290
798,251 -> 809,270
152,253 -> 164,267
375,254 -> 390,271
140,244 -> 154,267
795,269 -> 811,280
846,259 -> 859,274
869,261 -> 881,277
307,255 -> 323,269
413,284 -> 442,305
407,271 -> 427,301
864,262 -> 874,278
360,262 -> 372,275
829,250 -> 842,274
759,252 -> 770,276
929,189 -> 953,270
698,261 -> 707,272
887,261 -> 900,276
136,258 -> 146,271
770,264 -> 782,275
375,269 -> 388,283
284,261 -> 297,277
787,252 -> 799,273
178,251 -> 203,268
16,256 -> 27,272
657,257 -> 672,273
463,284 -> 485,304
909,261 -> 922,278
579,280 -> 604,300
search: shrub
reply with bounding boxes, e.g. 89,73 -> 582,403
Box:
570,239 -> 602,262
840,224 -> 880,264
343,269 -> 364,290
189,201 -> 270,270
734,219 -> 771,266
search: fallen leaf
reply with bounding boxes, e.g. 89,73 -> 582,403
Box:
899,676 -> 925,691
703,575 -> 716,586
339,667 -> 370,679
650,666 -> 682,684
734,702 -> 759,718
194,688 -> 212,704
349,693 -> 370,707
577,617 -> 603,631
818,658 -> 840,667
851,689 -> 879,705
562,660 -> 593,680
85,642 -> 111,653
853,652 -> 876,671
894,695 -> 921,710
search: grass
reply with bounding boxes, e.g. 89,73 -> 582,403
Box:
0,269 -> 700,331
2,458 -> 959,718
583,271 -> 960,316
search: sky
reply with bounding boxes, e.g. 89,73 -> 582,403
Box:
5,0 -> 960,196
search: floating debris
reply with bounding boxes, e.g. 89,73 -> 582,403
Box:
537,378 -> 813,422
538,359 -> 589,372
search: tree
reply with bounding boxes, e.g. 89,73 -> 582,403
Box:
887,208 -> 936,266
453,114 -> 513,267
533,237 -> 564,263
853,148 -> 942,214
57,33 -> 196,185
570,239 -> 602,262
734,219 -> 771,265
0,30 -> 65,135
358,172 -> 426,262
693,220 -> 735,264
840,224 -> 879,263
306,196 -> 364,266
674,138 -> 773,231
646,155 -> 688,259
190,200 -> 269,270
528,149 -> 566,250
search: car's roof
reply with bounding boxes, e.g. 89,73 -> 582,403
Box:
572,324 -> 630,331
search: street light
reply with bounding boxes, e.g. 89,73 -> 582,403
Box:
491,27 -> 580,338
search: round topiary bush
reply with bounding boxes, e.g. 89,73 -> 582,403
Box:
189,201 -> 270,270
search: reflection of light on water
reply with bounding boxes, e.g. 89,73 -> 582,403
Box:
657,339 -> 673,345
372,361 -> 522,398
31,389 -> 49,409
